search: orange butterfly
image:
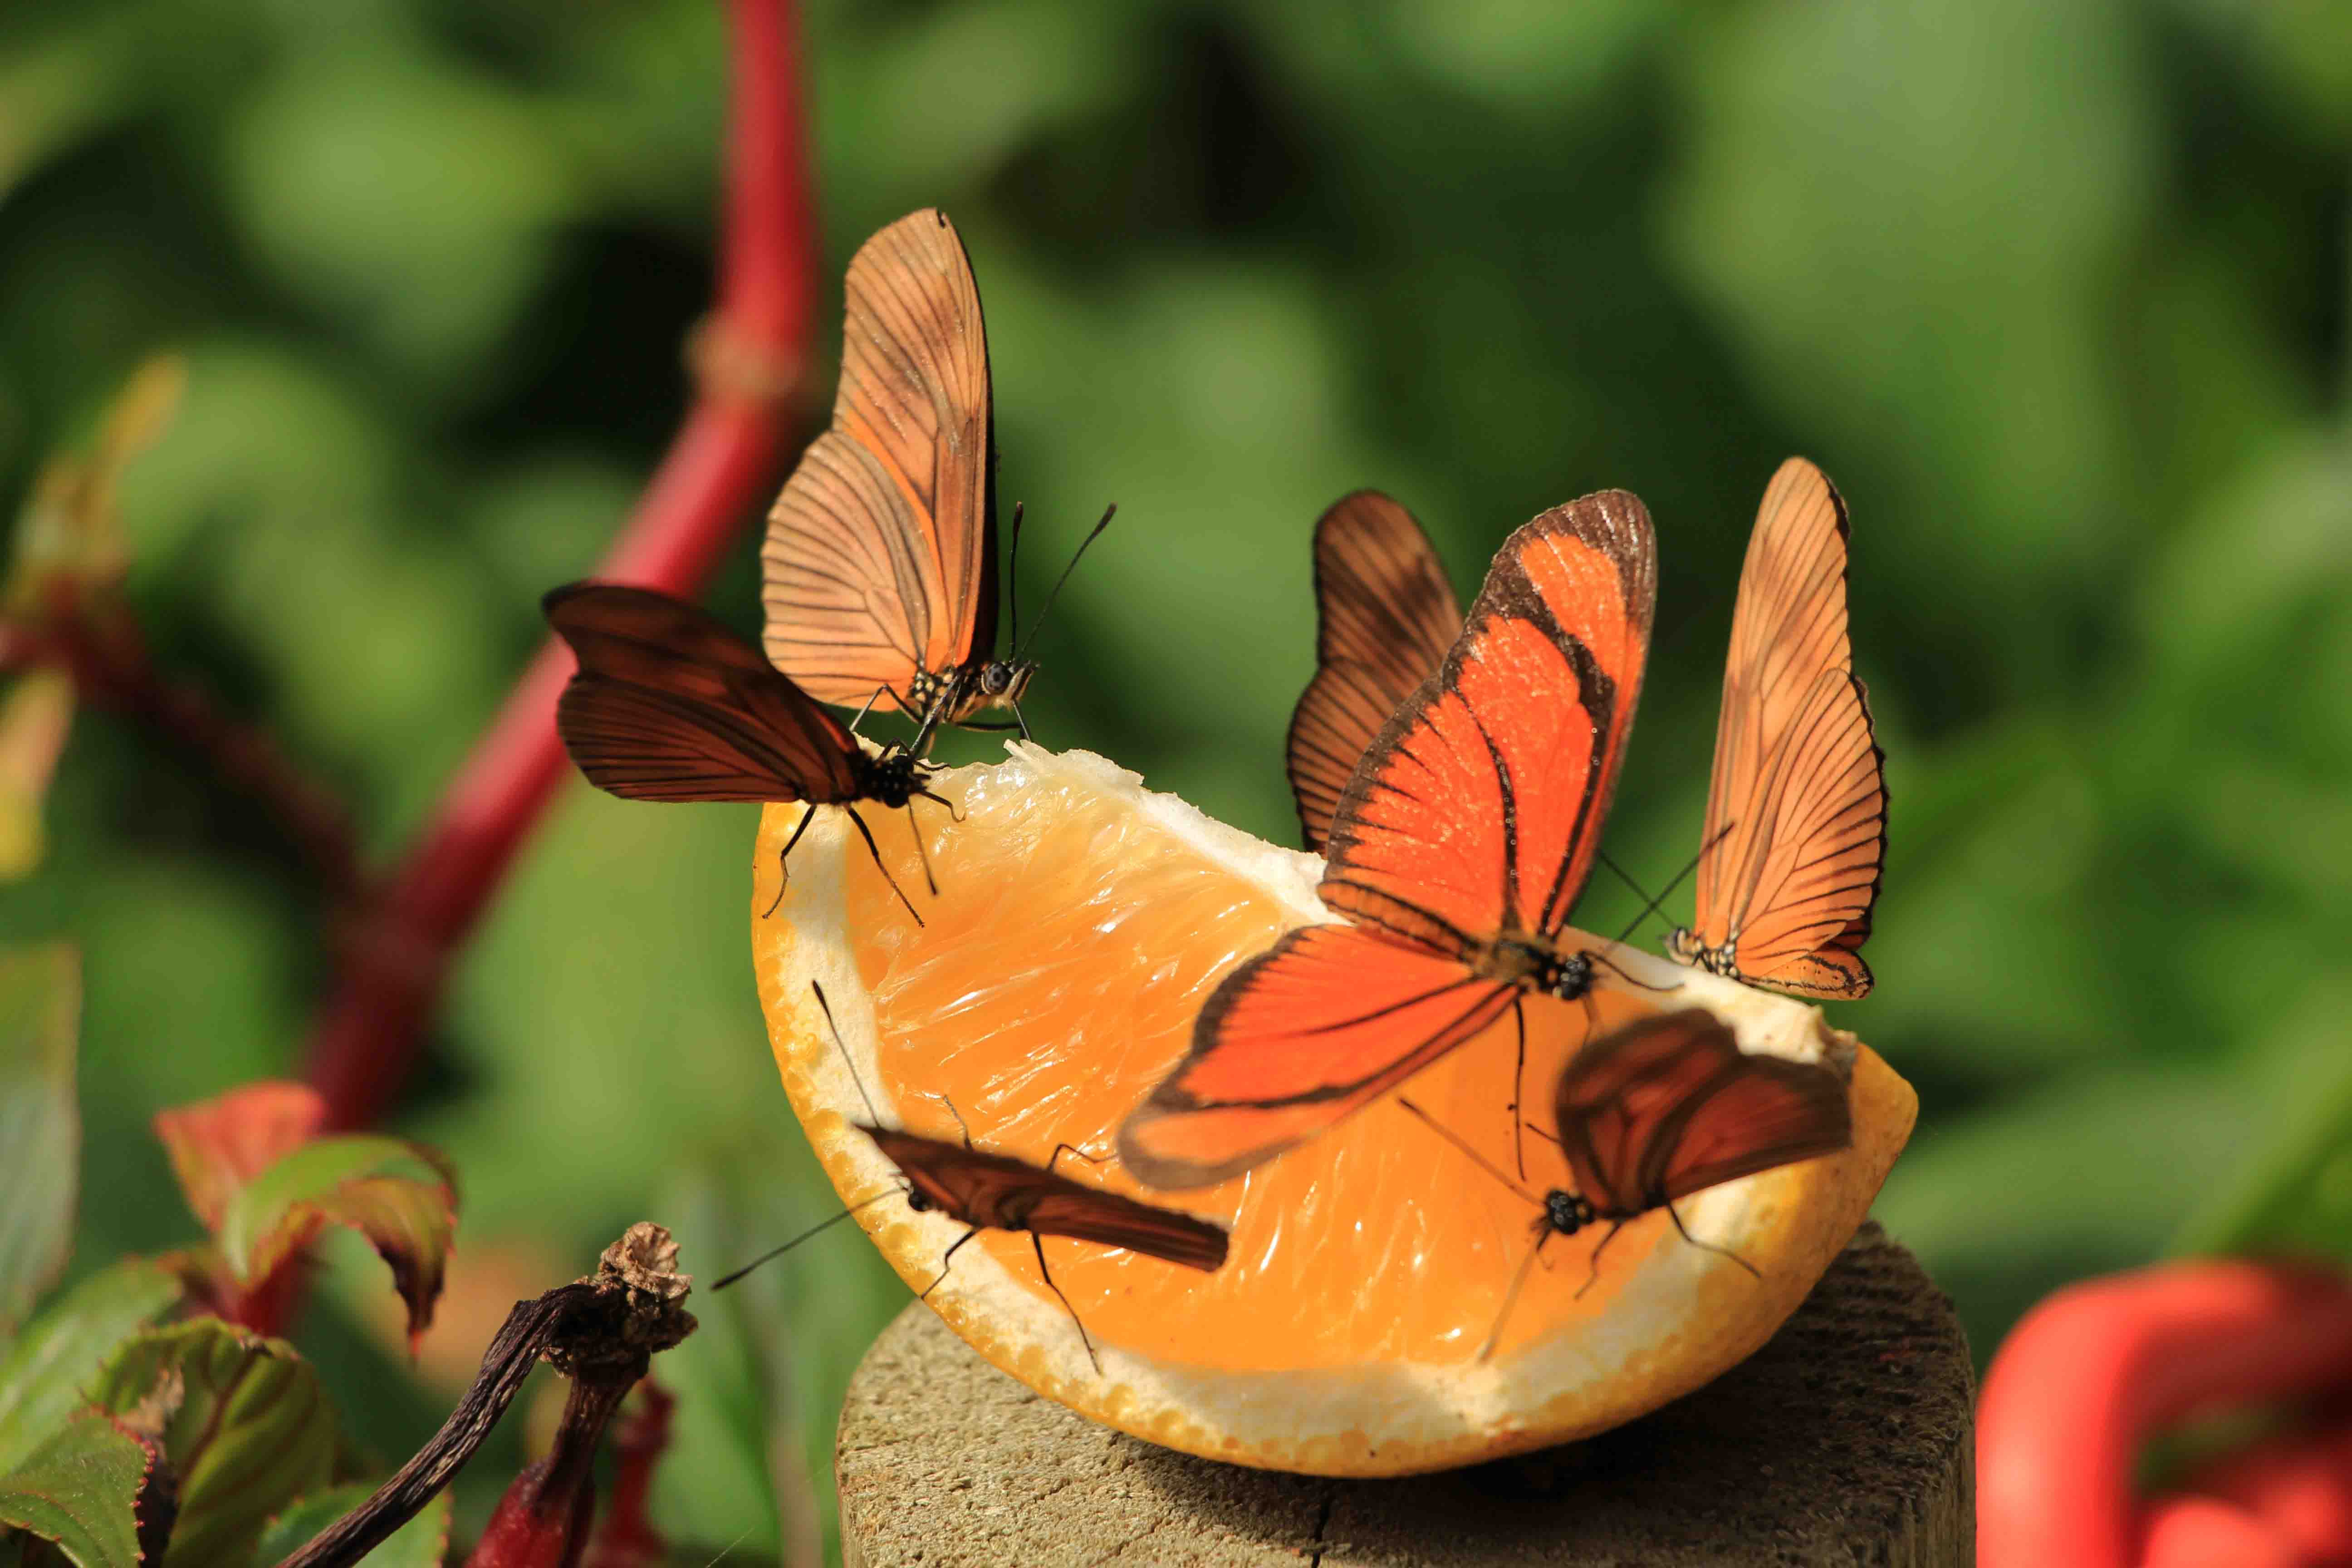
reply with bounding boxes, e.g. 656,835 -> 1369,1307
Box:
760,209 -> 1107,751
1285,491 -> 1463,852
1666,459 -> 1887,997
1120,492 -> 1656,1189
1402,1007 -> 1851,1358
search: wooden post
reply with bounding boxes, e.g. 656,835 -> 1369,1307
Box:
836,1223 -> 1973,1565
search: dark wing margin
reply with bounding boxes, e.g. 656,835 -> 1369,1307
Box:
761,208 -> 995,707
545,583 -> 864,804
1286,491 -> 1462,852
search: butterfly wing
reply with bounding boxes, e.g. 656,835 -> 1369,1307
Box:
1690,460 -> 1886,996
860,1127 -> 1230,1271
1286,492 -> 1463,852
1552,1009 -> 1851,1216
545,583 -> 866,803
1319,490 -> 1656,950
761,209 -> 996,708
1117,924 -> 1518,1190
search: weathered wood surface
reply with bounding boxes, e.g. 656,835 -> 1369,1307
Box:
837,1221 -> 1972,1566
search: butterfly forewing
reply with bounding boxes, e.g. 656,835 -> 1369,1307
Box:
546,583 -> 866,804
762,208 -> 995,710
1689,459 -> 1886,996
1551,1009 -> 1850,1216
1117,926 -> 1518,1189
1320,492 -> 1655,946
1286,492 -> 1463,852
859,1127 -> 1228,1272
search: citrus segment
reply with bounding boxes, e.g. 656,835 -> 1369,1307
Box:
754,744 -> 1914,1475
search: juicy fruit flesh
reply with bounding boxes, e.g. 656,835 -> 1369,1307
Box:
831,761 -> 1761,1370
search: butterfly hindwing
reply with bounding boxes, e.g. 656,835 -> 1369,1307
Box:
762,209 -> 996,710
545,583 -> 865,804
1286,492 -> 1463,852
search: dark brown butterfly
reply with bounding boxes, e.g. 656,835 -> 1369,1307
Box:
759,208 -> 1109,752
1667,459 -> 1887,997
1401,1006 -> 1849,1360
717,983 -> 1228,1374
543,581 -> 945,918
1285,491 -> 1465,852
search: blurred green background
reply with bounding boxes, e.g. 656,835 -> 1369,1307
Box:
5,0 -> 2352,1558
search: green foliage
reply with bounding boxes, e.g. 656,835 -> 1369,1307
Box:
0,1411 -> 162,1568
5,0 -> 2352,1553
0,1261 -> 181,1474
252,1484 -> 452,1568
87,1322 -> 334,1568
216,1137 -> 456,1346
0,945 -> 78,1331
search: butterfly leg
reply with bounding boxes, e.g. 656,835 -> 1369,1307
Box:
1573,1220 -> 1629,1300
1509,996 -> 1529,1181
1044,1142 -> 1105,1177
920,1225 -> 980,1300
1477,1229 -> 1552,1362
927,1093 -> 975,1150
845,807 -> 926,928
1031,1232 -> 1102,1375
760,804 -> 821,918
1665,1200 -> 1761,1279
904,803 -> 941,897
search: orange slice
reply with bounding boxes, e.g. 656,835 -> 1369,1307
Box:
753,744 -> 1913,1477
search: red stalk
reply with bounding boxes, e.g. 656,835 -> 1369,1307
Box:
304,0 -> 819,1130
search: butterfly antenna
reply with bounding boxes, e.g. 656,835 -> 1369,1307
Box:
921,1226 -> 980,1300
1520,1119 -> 1564,1151
1509,999 -> 1529,1182
761,805 -> 821,919
1611,819 -> 1739,947
1397,1097 -> 1542,1207
1013,504 -> 1116,660
1476,1231 -> 1551,1362
1665,1200 -> 1761,1279
710,1191 -> 896,1289
1032,1234 -> 1102,1375
1586,949 -> 1680,995
845,807 -> 925,927
1006,500 -> 1026,650
809,980 -> 882,1124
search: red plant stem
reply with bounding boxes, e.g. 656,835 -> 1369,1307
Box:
580,1382 -> 672,1568
304,0 -> 819,1130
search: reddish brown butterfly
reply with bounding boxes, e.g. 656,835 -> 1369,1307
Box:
1119,492 -> 1657,1190
760,208 -> 1109,752
543,581 -> 945,919
1400,1006 -> 1851,1360
1666,459 -> 1887,997
716,983 -> 1229,1374
1285,490 -> 1464,853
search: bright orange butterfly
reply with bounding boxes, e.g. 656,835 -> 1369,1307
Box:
1401,1007 -> 1851,1358
760,209 -> 1107,751
1285,491 -> 1463,852
1119,492 -> 1656,1190
1666,459 -> 1887,997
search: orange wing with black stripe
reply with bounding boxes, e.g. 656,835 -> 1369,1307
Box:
760,209 -> 997,711
1550,1009 -> 1851,1217
1675,460 -> 1886,997
858,1127 -> 1229,1271
1285,491 -> 1462,852
545,583 -> 868,804
1118,493 -> 1656,1190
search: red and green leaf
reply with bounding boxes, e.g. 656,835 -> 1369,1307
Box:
0,1262 -> 183,1473
151,1087 -> 325,1238
0,945 -> 80,1334
0,1411 -> 170,1568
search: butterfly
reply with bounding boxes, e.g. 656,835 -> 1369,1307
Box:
1399,1006 -> 1851,1360
543,582 -> 945,919
760,208 -> 1109,753
715,983 -> 1227,1374
1119,491 -> 1657,1190
1666,459 -> 1887,997
1285,491 -> 1463,853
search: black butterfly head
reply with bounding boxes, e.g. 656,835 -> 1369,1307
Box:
856,745 -> 933,810
1539,1188 -> 1594,1239
1542,950 -> 1596,1003
903,1187 -> 936,1214
975,657 -> 1036,705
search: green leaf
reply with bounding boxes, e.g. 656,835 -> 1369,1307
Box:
0,1262 -> 181,1473
151,1085 -> 325,1236
0,674 -> 74,883
250,1483 -> 451,1568
216,1139 -> 457,1348
86,1323 -> 333,1568
0,945 -> 82,1333
0,1410 -> 163,1568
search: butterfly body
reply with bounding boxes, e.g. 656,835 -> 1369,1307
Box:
1471,931 -> 1595,1001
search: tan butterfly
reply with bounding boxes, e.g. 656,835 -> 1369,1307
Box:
1667,459 -> 1887,997
760,209 -> 1107,752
